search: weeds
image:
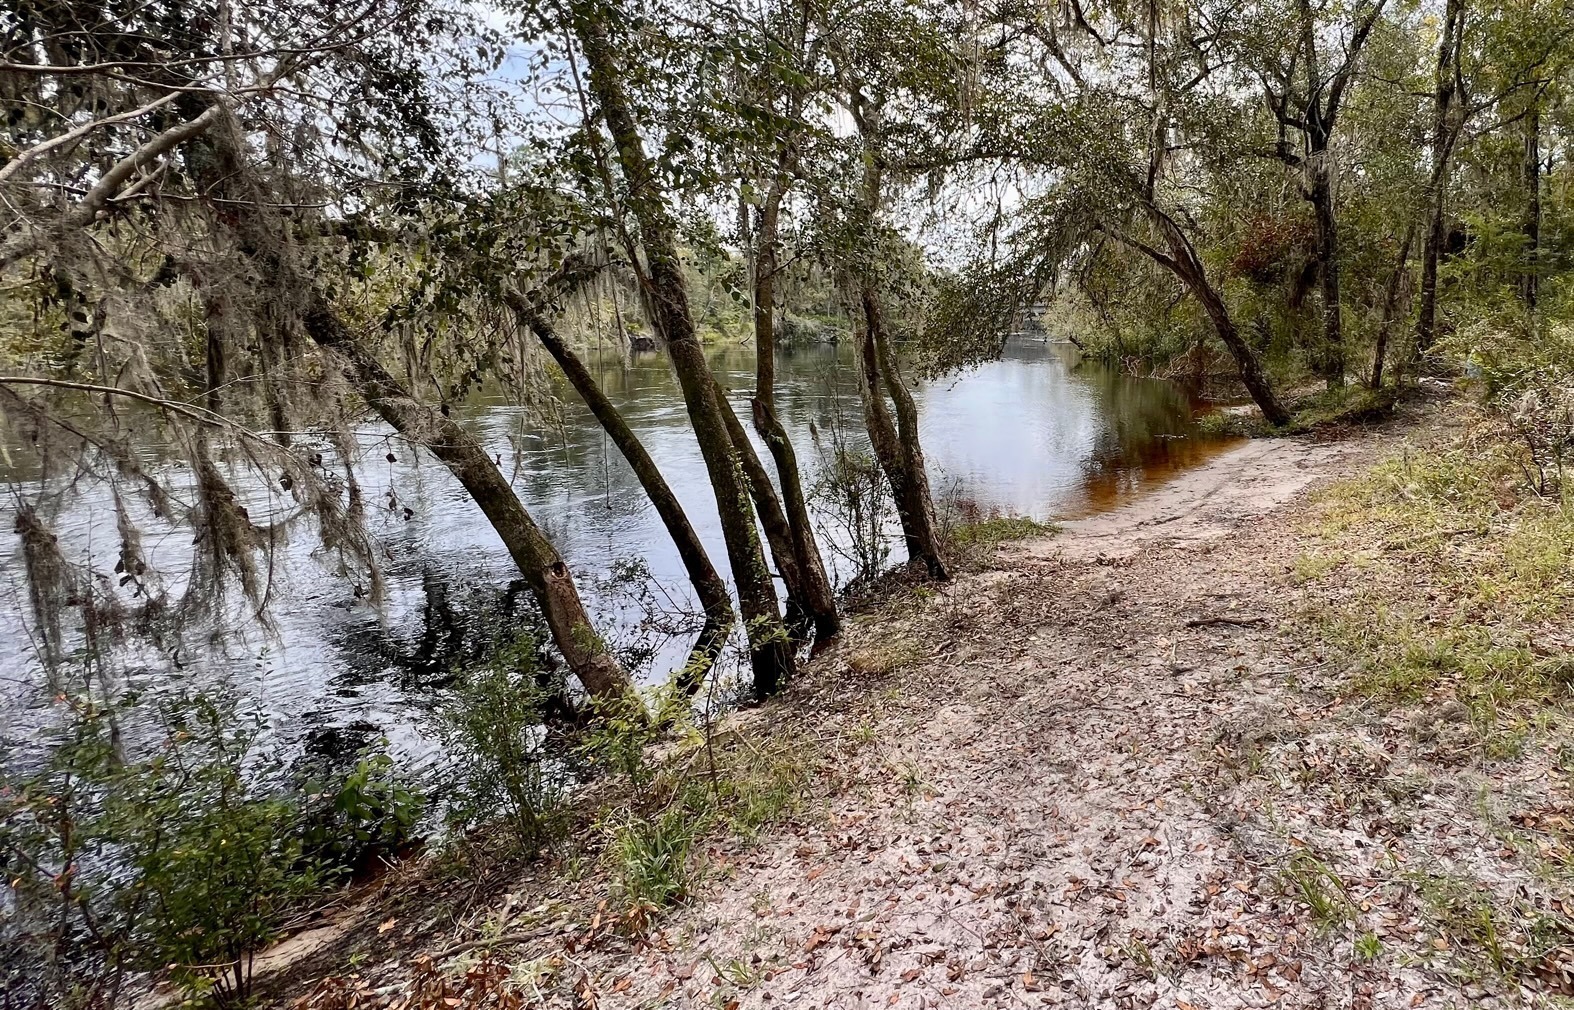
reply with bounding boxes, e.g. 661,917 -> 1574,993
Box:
1276,850 -> 1351,928
606,801 -> 704,915
1306,414 -> 1574,723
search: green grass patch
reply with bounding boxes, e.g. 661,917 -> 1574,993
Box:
1304,417 -> 1574,717
946,515 -> 1056,550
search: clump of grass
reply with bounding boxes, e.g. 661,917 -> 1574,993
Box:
1404,868 -> 1569,985
1296,385 -> 1397,430
601,722 -> 814,928
606,801 -> 705,913
847,638 -> 924,677
946,515 -> 1057,549
1276,850 -> 1351,928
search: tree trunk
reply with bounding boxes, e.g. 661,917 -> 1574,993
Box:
1522,97 -> 1540,311
513,294 -> 732,694
873,316 -> 948,580
1135,213 -> 1292,426
576,14 -> 794,696
859,286 -> 949,579
302,297 -> 631,699
1416,0 -> 1465,351
1308,160 -> 1344,388
1370,228 -> 1414,390
198,112 -> 631,700
713,378 -> 811,637
752,183 -> 840,640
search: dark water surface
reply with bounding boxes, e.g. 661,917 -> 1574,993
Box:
0,339 -> 1232,770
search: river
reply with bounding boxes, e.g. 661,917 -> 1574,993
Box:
0,338 -> 1231,774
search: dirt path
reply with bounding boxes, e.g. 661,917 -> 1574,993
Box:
299,415 -> 1574,1009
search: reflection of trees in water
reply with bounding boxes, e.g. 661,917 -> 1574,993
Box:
330,571 -> 550,694
1069,361 -> 1220,506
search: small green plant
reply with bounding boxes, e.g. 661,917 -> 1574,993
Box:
580,686 -> 669,788
1354,930 -> 1382,961
1277,850 -> 1350,928
300,743 -> 424,873
606,800 -> 707,915
435,634 -> 572,851
945,515 -> 1055,551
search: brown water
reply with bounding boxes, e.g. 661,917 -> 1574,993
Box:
0,338 -> 1230,770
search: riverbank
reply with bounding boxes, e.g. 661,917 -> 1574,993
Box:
278,389 -> 1574,1009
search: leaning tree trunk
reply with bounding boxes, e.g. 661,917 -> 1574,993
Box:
300,298 -> 630,699
576,14 -> 794,696
858,286 -> 949,579
751,184 -> 840,640
713,381 -> 812,636
199,112 -> 630,700
1137,212 -> 1292,426
513,294 -> 732,694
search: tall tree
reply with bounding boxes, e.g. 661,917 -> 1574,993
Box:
1245,0 -> 1390,388
569,6 -> 797,695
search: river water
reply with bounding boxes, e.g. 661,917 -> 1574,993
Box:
0,338 -> 1230,772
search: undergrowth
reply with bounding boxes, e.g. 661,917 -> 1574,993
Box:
1301,414 -> 1574,718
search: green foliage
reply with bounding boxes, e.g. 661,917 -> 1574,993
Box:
1276,851 -> 1351,928
944,516 -> 1055,551
300,744 -> 425,873
114,702 -> 326,1005
579,685 -> 679,788
605,800 -> 705,914
434,635 -> 571,851
1,693 -> 337,1008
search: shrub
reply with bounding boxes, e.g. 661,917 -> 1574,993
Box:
1,693 -> 331,1008
299,743 -> 424,875
810,448 -> 894,590
434,635 -> 572,851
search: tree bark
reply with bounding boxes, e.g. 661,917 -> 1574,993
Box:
1416,0 -> 1465,351
858,286 -> 949,579
198,111 -> 631,700
751,183 -> 840,640
575,13 -> 794,696
512,294 -> 732,694
1522,96 -> 1541,311
713,378 -> 811,636
1370,227 -> 1414,390
1308,160 -> 1344,387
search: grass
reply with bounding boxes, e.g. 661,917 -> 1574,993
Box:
1301,413 -> 1574,721
1276,850 -> 1351,929
946,515 -> 1057,549
1403,867 -> 1571,986
600,721 -> 816,928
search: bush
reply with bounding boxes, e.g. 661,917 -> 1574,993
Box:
299,744 -> 424,875
1,693 -> 332,1008
434,635 -> 572,851
810,448 -> 894,590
